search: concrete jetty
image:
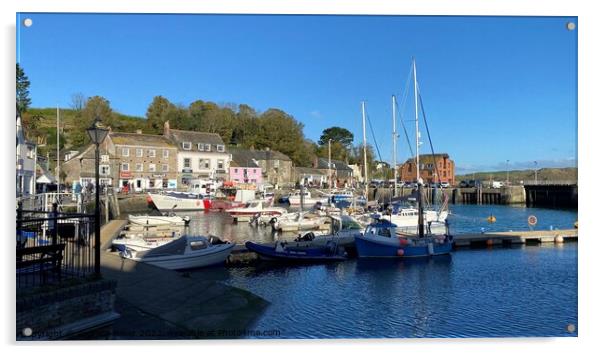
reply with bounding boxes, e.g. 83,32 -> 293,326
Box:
453,228 -> 577,247
99,220 -> 269,339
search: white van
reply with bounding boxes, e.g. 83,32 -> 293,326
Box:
491,181 -> 504,189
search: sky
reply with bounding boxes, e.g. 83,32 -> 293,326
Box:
16,13 -> 577,174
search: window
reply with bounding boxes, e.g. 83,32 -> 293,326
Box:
26,146 -> 35,159
184,158 -> 191,168
274,160 -> 280,168
100,165 -> 110,176
205,144 -> 211,152
136,163 -> 143,172
101,154 -> 109,163
121,163 -> 129,171
149,149 -> 156,158
162,164 -> 169,172
254,169 -> 257,174
163,149 -> 169,158
199,159 -> 210,169
217,160 -> 224,169
197,143 -> 204,151
149,164 -> 156,172
182,142 -> 192,150
136,148 -> 143,157
217,145 -> 225,152
234,168 -> 238,173
122,148 -> 129,157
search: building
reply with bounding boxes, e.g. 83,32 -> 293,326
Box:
163,121 -> 231,186
314,157 -> 354,188
229,151 -> 263,185
399,153 -> 455,185
106,131 -> 179,191
348,164 -> 364,183
294,167 -> 326,187
61,143 -> 119,189
16,112 -> 37,197
229,147 -> 293,187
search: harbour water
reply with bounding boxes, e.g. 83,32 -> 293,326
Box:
182,205 -> 577,338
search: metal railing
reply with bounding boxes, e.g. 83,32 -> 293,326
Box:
522,180 -> 578,186
16,204 -> 97,290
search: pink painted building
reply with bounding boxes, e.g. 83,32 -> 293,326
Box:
229,162 -> 263,185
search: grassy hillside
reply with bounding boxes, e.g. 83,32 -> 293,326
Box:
21,107 -> 150,171
457,167 -> 577,184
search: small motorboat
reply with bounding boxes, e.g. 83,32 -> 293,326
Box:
112,234 -> 179,252
128,214 -> 190,227
227,201 -> 287,222
245,240 -> 347,262
117,235 -> 235,270
270,211 -> 331,232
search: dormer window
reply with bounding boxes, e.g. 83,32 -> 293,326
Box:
182,142 -> 192,150
217,145 -> 225,152
197,143 -> 204,151
205,144 -> 211,152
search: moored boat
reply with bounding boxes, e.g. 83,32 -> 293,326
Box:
147,192 -> 212,212
128,214 -> 190,227
227,201 -> 287,222
117,235 -> 234,270
245,240 -> 347,262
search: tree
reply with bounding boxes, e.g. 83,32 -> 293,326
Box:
71,96 -> 113,146
146,96 -> 177,132
16,64 -> 31,112
70,92 -> 87,112
318,126 -> 354,147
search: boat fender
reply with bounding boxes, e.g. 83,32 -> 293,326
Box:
396,249 -> 405,256
398,238 -> 409,246
203,199 -> 211,210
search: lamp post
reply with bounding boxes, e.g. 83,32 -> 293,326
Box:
86,117 -> 109,276
506,160 -> 509,185
534,161 -> 538,185
328,139 -> 332,190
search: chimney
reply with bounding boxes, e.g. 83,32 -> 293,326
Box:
136,129 -> 142,134
164,120 -> 170,136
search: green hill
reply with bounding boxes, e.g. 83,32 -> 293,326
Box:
457,167 -> 577,184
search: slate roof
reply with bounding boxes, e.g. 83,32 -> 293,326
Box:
295,167 -> 326,176
230,147 -> 291,162
316,158 -> 352,171
166,129 -> 226,151
403,153 -> 451,164
109,132 -> 175,148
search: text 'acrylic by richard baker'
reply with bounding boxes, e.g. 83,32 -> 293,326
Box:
16,13 -> 577,340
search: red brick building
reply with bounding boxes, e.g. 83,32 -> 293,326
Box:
399,153 -> 455,185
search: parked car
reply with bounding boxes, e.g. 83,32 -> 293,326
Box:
459,180 -> 469,188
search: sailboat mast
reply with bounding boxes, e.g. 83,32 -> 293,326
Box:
56,105 -> 60,194
413,58 -> 425,238
361,101 -> 369,200
392,95 -> 397,197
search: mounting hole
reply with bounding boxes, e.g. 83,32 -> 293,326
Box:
23,18 -> 33,27
566,22 -> 576,31
566,323 -> 576,333
22,327 -> 32,336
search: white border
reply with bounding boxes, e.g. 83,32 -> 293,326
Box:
2,1 -> 600,354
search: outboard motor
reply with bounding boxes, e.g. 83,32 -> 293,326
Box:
294,232 -> 316,242
207,235 -> 228,245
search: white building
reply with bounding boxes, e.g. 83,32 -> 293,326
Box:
16,112 -> 37,197
163,121 -> 231,186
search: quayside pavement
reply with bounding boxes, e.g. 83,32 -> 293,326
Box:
99,220 -> 269,339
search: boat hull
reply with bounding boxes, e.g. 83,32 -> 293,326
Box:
128,215 -> 187,226
245,241 -> 346,262
148,193 -> 210,212
354,235 -> 452,258
136,243 -> 235,270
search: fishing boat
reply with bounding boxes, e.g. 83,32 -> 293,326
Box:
328,189 -> 354,203
354,219 -> 453,258
245,240 -> 347,262
127,214 -> 190,227
284,215 -> 364,251
227,200 -> 288,222
354,58 -> 453,258
117,235 -> 234,270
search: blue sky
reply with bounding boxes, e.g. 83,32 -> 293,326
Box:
16,13 -> 577,173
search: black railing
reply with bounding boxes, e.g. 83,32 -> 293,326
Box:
16,204 -> 97,290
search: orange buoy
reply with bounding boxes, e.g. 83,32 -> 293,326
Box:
399,238 -> 409,246
397,249 -> 405,256
487,215 -> 496,223
486,239 -> 494,247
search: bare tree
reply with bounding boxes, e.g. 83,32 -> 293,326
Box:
70,92 -> 87,112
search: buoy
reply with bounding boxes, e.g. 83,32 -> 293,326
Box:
397,249 -> 405,256
399,238 -> 408,246
486,239 -> 494,247
487,215 -> 496,223
555,235 -> 564,244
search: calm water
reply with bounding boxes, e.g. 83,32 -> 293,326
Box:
180,205 -> 578,338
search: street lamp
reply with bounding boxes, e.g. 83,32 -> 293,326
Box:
86,116 -> 109,276
506,160 -> 509,185
328,139 -> 332,190
534,161 -> 538,185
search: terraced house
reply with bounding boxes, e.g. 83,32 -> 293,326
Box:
106,130 -> 179,192
163,121 -> 231,186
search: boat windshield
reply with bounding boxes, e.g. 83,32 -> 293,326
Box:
341,218 -> 362,230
